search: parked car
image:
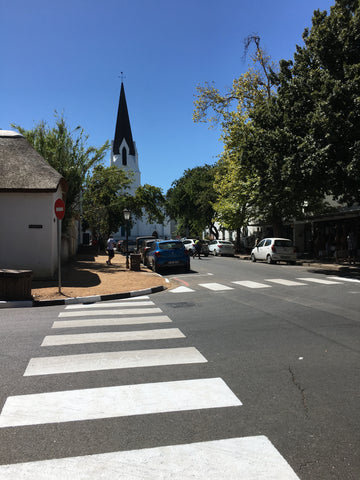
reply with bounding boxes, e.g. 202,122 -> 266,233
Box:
116,240 -> 124,252
135,235 -> 157,254
139,238 -> 157,266
251,238 -> 297,264
147,239 -> 190,273
119,239 -> 136,254
208,240 -> 235,256
182,239 -> 209,256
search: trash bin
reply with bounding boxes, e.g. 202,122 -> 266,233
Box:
130,254 -> 141,271
0,269 -> 33,300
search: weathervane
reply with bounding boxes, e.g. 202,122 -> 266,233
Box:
119,72 -> 126,83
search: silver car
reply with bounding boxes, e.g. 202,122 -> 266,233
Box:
208,240 -> 235,256
251,238 -> 297,264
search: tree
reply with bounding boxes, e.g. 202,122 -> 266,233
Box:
12,113 -> 109,230
83,166 -> 166,247
277,0 -> 360,205
166,164 -> 218,238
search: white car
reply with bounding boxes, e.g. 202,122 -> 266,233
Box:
251,238 -> 297,264
208,240 -> 235,256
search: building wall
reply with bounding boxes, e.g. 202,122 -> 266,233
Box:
0,189 -> 63,279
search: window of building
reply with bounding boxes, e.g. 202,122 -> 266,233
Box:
122,147 -> 127,166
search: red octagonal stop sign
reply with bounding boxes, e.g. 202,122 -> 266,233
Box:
54,198 -> 65,220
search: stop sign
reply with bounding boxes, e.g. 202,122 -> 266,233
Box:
54,198 -> 65,220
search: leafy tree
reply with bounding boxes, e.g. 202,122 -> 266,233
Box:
166,164 -> 218,238
277,0 -> 360,205
83,166 -> 166,247
12,113 -> 109,230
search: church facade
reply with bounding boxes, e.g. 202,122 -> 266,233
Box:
110,83 -> 175,240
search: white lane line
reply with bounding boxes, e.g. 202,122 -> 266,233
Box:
24,347 -> 207,376
59,308 -> 162,317
232,281 -> 271,289
328,276 -> 360,283
199,283 -> 234,291
265,279 -> 306,286
297,277 -> 343,285
52,315 -> 172,329
170,286 -> 195,293
65,300 -> 154,309
0,436 -> 300,479
0,378 -> 241,427
41,328 -> 186,346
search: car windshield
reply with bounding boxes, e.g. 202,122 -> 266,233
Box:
219,241 -> 232,245
159,242 -> 183,250
274,240 -> 293,247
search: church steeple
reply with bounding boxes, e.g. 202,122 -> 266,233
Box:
113,82 -> 135,156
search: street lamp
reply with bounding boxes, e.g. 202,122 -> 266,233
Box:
123,208 -> 131,269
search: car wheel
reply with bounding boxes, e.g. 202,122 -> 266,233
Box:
214,250 -> 218,256
266,255 -> 273,264
251,253 -> 256,262
204,254 -> 208,257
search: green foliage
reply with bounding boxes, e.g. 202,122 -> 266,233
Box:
166,165 -> 218,238
12,113 -> 109,230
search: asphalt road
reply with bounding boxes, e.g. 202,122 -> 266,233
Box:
0,255 -> 359,479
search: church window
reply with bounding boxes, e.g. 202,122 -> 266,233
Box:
122,147 -> 127,166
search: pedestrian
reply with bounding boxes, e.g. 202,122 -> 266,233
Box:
106,235 -> 116,265
194,239 -> 202,259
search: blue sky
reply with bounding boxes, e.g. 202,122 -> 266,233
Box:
1,0 -> 334,193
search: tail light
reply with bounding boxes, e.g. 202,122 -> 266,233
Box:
218,244 -> 222,248
155,251 -> 161,257
185,250 -> 189,256
271,245 -> 277,253
293,247 -> 297,253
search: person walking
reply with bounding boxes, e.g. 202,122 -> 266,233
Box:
194,239 -> 202,259
106,235 -> 116,265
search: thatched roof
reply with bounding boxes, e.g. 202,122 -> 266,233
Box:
0,131 -> 66,192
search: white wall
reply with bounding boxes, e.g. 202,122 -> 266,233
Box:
0,189 -> 63,279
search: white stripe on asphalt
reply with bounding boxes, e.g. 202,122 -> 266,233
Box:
170,286 -> 195,293
328,276 -> 360,283
297,277 -> 343,285
42,328 -> 185,346
24,347 -> 207,376
199,283 -> 234,291
265,279 -> 306,286
0,378 -> 241,427
0,436 -> 300,479
232,281 -> 271,289
65,300 -> 154,309
52,315 -> 172,329
58,308 -> 162,317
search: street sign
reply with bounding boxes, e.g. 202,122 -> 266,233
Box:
54,198 -> 65,220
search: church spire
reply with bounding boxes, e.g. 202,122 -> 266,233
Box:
113,82 -> 135,156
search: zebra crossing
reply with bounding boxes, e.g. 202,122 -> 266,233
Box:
170,275 -> 359,293
0,296 -> 300,479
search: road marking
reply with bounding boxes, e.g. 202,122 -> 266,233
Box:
58,308 -> 162,317
328,276 -> 360,283
265,279 -> 306,286
170,286 -> 195,293
0,378 -> 241,427
199,283 -> 234,291
232,281 -> 271,289
297,277 -> 343,285
52,315 -> 172,329
65,300 -> 155,309
24,347 -> 207,376
41,328 -> 185,346
0,436 -> 300,479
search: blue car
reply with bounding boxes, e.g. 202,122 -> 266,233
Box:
147,239 -> 190,273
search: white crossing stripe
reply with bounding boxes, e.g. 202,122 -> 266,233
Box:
0,378 -> 241,427
65,300 -> 154,309
52,315 -> 172,329
58,308 -> 162,317
170,286 -> 195,293
0,436 -> 300,479
328,276 -> 360,283
265,278 -> 306,286
297,277 -> 343,285
24,347 -> 207,376
232,281 -> 271,289
199,283 -> 234,291
42,328 -> 186,346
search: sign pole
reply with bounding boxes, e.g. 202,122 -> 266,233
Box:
58,218 -> 62,294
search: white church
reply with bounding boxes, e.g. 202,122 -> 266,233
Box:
110,82 -> 175,240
